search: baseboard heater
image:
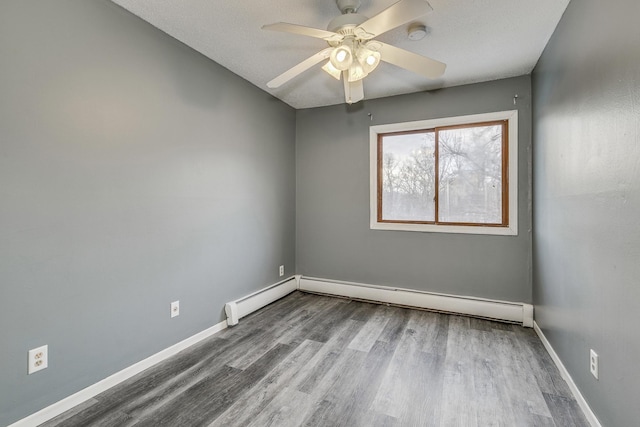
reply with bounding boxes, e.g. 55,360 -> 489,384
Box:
299,276 -> 534,327
224,276 -> 533,328
224,277 -> 298,326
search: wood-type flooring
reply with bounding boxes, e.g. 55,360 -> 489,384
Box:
41,291 -> 589,427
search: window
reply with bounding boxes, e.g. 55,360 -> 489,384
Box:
370,111 -> 518,235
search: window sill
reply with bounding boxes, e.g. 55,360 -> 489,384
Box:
370,221 -> 518,236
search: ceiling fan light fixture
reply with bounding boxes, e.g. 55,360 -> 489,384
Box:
330,45 -> 353,71
348,62 -> 367,82
321,60 -> 342,80
356,44 -> 381,74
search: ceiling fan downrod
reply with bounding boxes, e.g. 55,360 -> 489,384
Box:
328,0 -> 368,34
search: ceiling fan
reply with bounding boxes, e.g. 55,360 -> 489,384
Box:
263,0 -> 446,104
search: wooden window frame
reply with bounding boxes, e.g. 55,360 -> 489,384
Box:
370,111 -> 518,236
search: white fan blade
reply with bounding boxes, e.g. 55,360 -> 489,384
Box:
356,0 -> 433,39
377,42 -> 445,79
343,72 -> 364,104
263,23 -> 343,42
267,48 -> 333,88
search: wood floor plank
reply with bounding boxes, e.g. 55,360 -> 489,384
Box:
526,338 -> 574,398
376,306 -> 410,345
469,316 -> 495,332
349,301 -> 379,322
407,351 -> 446,426
369,413 -> 400,427
347,304 -> 393,352
296,319 -> 366,394
109,328 -> 281,420
372,313 -> 428,417
208,339 -> 323,427
303,346 -> 368,401
131,364 -> 241,426
226,304 -> 316,370
134,344 -> 294,426
42,293 -> 589,427
407,312 -> 450,424
372,308 -> 448,425
275,297 -> 349,345
244,388 -> 315,427
440,316 -> 481,427
302,339 -> 401,427
412,310 -> 450,356
492,330 -> 554,421
543,392 -> 590,427
304,300 -> 364,344
39,399 -> 100,427
98,335 -> 233,403
470,330 -> 520,426
531,413 -> 560,427
42,401 -> 136,427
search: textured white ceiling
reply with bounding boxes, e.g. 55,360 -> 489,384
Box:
111,0 -> 569,109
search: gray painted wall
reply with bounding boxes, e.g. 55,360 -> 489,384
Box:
0,1 -> 295,425
296,76 -> 532,303
532,0 -> 640,425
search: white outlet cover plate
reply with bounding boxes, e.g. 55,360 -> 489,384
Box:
171,301 -> 180,318
28,345 -> 48,374
279,265 -> 284,277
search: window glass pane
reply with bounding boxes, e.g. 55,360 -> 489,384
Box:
381,132 -> 436,222
438,124 -> 503,224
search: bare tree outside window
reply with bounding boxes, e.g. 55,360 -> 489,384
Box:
438,124 -> 503,224
378,121 -> 507,227
380,132 -> 435,221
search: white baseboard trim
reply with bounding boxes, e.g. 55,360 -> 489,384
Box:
533,321 -> 602,427
9,320 -> 228,427
299,276 -> 534,327
225,276 -> 297,326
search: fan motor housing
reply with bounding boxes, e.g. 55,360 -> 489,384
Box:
327,13 -> 368,33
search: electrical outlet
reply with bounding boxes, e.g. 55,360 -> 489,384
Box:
28,345 -> 48,374
590,349 -> 599,379
279,265 -> 284,277
171,301 -> 180,318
